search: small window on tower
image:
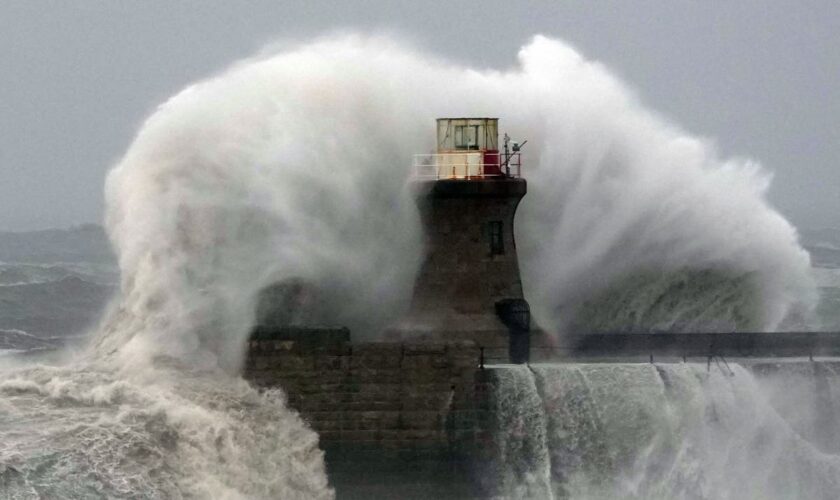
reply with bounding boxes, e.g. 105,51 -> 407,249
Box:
489,221 -> 504,255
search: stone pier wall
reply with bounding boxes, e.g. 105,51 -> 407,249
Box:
245,334 -> 481,449
244,327 -> 491,498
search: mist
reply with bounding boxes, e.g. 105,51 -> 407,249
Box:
0,32 -> 828,500
98,35 -> 814,375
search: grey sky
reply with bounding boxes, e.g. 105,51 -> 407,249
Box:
1,0 -> 837,231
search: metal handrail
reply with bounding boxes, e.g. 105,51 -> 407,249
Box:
411,153 -> 521,180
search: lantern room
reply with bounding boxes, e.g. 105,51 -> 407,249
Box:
413,118 -> 521,180
436,118 -> 498,152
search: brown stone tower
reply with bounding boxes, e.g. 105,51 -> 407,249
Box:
398,118 -> 531,362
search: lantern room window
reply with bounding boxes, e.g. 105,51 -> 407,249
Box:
454,125 -> 480,150
437,118 -> 498,152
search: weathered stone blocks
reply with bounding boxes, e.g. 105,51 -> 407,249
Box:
244,330 -> 486,452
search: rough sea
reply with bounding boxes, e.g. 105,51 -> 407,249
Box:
1,35 -> 838,499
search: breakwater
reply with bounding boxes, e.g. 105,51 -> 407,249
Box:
553,331 -> 840,360
244,327 -> 840,498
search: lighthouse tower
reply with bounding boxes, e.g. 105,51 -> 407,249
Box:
401,118 -> 531,362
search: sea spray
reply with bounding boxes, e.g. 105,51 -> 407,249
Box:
751,361 -> 840,454
480,363 -> 840,499
511,37 -> 815,332
487,366 -> 553,499
104,34 -> 814,348
0,33 -> 821,498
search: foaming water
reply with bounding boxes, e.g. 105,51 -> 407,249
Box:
568,269 -> 761,332
487,366 -> 553,498
487,363 -> 840,499
0,360 -> 331,499
0,33 -> 820,498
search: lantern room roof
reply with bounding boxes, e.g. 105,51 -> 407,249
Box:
436,117 -> 498,121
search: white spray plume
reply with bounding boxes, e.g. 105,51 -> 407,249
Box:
0,33 -> 818,499
101,34 -> 814,372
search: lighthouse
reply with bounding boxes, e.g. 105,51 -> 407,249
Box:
400,118 -> 531,363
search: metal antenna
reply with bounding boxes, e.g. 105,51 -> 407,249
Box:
501,135 -> 526,177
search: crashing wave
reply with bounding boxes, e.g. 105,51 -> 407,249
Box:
0,33 -> 819,498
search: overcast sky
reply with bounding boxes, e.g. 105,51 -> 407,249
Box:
1,1 -> 837,232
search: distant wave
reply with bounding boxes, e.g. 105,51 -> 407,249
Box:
0,328 -> 35,337
0,328 -> 60,352
0,276 -> 114,339
0,349 -> 27,358
0,262 -> 117,287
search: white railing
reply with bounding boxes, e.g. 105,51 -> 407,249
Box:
411,153 -> 521,180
